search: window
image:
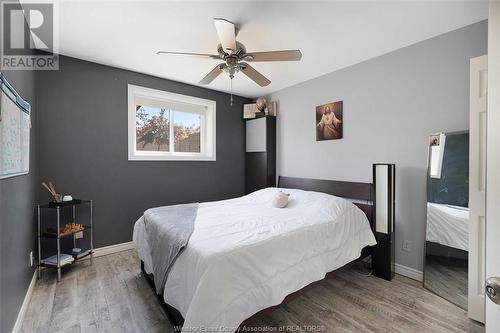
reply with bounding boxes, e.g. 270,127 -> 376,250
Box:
128,84 -> 216,161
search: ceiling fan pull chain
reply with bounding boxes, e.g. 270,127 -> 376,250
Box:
230,77 -> 234,106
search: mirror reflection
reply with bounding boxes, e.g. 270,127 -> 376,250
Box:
424,131 -> 469,309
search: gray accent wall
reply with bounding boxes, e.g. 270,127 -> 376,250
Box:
270,21 -> 487,271
36,55 -> 249,249
0,71 -> 37,332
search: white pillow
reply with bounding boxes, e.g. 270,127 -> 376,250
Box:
273,191 -> 290,208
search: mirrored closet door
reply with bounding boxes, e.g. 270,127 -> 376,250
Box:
424,131 -> 469,309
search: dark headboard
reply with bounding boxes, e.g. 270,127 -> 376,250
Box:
277,176 -> 374,229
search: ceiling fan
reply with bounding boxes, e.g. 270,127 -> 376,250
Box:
157,18 -> 302,105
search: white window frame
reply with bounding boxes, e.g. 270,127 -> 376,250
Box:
128,84 -> 216,161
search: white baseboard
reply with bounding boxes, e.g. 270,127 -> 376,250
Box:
92,241 -> 134,258
395,263 -> 423,282
11,241 -> 135,332
12,268 -> 37,333
361,257 -> 423,282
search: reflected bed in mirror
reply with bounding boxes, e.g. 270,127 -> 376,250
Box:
424,131 -> 469,310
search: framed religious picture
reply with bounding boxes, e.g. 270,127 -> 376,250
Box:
316,101 -> 343,141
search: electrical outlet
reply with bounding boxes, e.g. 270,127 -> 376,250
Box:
29,251 -> 34,267
75,231 -> 83,239
402,240 -> 412,252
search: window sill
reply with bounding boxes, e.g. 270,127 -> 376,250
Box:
128,154 -> 216,161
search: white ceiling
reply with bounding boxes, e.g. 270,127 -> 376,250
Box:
47,0 -> 487,98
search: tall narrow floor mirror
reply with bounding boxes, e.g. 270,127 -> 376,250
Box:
424,131 -> 469,309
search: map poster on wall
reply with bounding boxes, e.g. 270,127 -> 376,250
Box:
0,74 -> 31,179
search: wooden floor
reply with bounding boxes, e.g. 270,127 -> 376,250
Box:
424,255 -> 468,310
21,250 -> 484,333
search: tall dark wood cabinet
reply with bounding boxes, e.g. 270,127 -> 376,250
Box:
245,116 -> 276,194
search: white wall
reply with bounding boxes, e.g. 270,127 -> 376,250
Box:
270,21 -> 487,271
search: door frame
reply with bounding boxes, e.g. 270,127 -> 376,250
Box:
468,54 -> 487,323
485,2 -> 500,331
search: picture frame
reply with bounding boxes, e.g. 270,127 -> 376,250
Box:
243,103 -> 258,119
316,101 -> 343,141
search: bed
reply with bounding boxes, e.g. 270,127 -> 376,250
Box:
425,202 -> 469,261
133,176 -> 377,333
426,202 -> 469,251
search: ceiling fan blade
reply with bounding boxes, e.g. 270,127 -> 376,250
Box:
240,63 -> 271,87
245,50 -> 302,62
199,64 -> 226,85
213,18 -> 237,53
157,51 -> 220,59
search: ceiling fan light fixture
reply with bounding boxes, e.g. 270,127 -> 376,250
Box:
223,65 -> 239,77
157,18 -> 302,104
242,54 -> 254,62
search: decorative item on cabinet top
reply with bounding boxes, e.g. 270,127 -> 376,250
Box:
243,98 -> 277,119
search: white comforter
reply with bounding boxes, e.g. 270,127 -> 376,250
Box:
426,202 -> 469,251
133,188 -> 376,332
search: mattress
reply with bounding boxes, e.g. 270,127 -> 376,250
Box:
426,202 -> 469,251
133,187 -> 376,333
